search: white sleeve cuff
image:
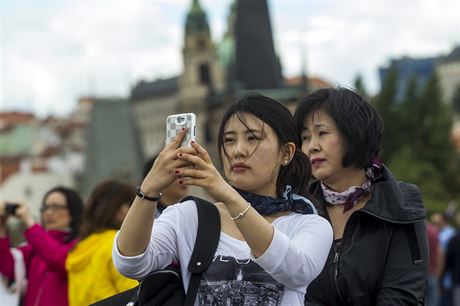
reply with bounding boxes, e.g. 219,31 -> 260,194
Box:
112,231 -> 151,280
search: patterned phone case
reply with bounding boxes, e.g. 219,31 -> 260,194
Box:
165,113 -> 196,147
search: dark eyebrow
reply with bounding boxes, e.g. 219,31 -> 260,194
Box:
315,123 -> 329,129
246,129 -> 262,134
303,123 -> 329,131
224,129 -> 262,135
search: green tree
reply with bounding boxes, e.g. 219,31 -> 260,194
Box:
398,76 -> 419,145
353,74 -> 367,98
373,67 -> 401,162
416,73 -> 453,172
389,146 -> 446,212
453,83 -> 460,115
387,72 -> 457,210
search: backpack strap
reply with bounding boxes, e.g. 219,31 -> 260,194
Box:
403,224 -> 422,265
403,223 -> 426,305
181,196 -> 221,306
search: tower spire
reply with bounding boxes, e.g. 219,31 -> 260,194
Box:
180,0 -> 223,112
233,0 -> 282,89
185,0 -> 210,36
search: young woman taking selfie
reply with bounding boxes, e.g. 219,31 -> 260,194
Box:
113,94 -> 332,305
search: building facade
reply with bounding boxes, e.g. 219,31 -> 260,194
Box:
130,0 -> 321,163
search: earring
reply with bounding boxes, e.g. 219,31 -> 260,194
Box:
283,160 -> 288,165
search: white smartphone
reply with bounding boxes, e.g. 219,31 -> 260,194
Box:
165,113 -> 197,147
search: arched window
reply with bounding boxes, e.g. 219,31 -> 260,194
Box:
199,63 -> 211,85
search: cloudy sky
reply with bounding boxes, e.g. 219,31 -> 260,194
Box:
1,0 -> 459,117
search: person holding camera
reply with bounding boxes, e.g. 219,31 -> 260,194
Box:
293,87 -> 428,305
0,186 -> 84,306
113,94 -> 333,305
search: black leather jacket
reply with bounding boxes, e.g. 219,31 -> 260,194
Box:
306,167 -> 428,306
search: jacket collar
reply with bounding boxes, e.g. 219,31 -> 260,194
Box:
310,165 -> 426,223
47,229 -> 73,241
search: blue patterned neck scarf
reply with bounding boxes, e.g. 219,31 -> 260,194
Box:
235,185 -> 317,216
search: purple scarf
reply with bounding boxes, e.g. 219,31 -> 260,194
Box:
321,157 -> 383,213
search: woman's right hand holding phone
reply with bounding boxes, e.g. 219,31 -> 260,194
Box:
118,128 -> 198,256
141,127 -> 197,198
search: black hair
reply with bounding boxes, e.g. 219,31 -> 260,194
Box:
80,180 -> 135,239
293,87 -> 383,169
143,155 -> 157,180
217,93 -> 312,197
42,186 -> 84,242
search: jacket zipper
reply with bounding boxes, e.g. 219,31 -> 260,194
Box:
33,270 -> 48,306
34,284 -> 44,306
333,241 -> 346,304
325,202 -> 424,305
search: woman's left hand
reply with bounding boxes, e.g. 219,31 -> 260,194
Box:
14,201 -> 36,228
174,141 -> 237,203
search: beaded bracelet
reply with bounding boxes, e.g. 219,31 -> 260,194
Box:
230,203 -> 251,220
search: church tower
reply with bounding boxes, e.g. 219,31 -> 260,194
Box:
233,0 -> 283,90
180,0 -> 223,113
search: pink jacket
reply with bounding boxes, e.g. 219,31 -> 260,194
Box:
0,224 -> 78,306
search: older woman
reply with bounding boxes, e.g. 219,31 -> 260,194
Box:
294,87 -> 428,305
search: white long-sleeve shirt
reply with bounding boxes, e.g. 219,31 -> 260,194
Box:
113,199 -> 332,305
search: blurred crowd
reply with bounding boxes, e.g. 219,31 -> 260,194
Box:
3,180 -> 459,305
427,210 -> 460,306
0,89 -> 458,306
0,154 -> 189,306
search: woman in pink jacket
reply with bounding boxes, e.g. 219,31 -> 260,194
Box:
0,186 -> 84,306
